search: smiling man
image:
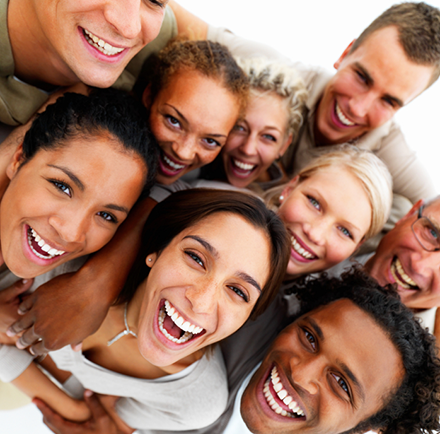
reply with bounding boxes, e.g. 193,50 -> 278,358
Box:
0,0 -> 208,126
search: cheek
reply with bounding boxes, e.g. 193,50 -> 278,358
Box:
279,199 -> 305,227
324,236 -> 357,266
223,134 -> 243,155
196,146 -> 221,167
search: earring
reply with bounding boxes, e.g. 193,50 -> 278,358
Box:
148,258 -> 152,262
279,195 -> 284,201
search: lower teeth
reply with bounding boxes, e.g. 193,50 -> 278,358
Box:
27,229 -> 54,260
158,306 -> 193,344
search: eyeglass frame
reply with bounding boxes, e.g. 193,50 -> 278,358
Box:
411,204 -> 440,252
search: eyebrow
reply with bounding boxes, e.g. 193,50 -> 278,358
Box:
354,62 -> 404,107
48,164 -> 129,214
165,104 -> 228,138
184,235 -> 262,293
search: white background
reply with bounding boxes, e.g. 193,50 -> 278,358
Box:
3,0 -> 440,432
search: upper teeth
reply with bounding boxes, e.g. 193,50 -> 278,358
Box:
28,227 -> 65,260
263,366 -> 305,418
163,154 -> 186,171
158,300 -> 204,344
335,103 -> 355,126
233,158 -> 255,171
391,257 -> 418,288
83,29 -> 124,56
291,236 -> 315,259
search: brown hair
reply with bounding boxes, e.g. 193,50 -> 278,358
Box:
350,2 -> 440,85
117,189 -> 290,319
134,38 -> 249,114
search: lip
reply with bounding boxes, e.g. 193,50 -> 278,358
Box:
153,299 -> 206,351
330,100 -> 358,130
256,363 -> 307,423
21,224 -> 69,267
290,232 -> 318,264
158,151 -> 189,178
78,27 -> 129,64
228,156 -> 257,179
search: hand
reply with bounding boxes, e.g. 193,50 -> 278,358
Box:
34,390 -> 133,434
0,278 -> 33,333
8,271 -> 110,356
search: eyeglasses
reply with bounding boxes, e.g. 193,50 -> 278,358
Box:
411,205 -> 440,252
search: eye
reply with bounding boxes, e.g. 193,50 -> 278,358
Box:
382,97 -> 397,109
50,179 -> 71,197
165,115 -> 181,128
338,226 -> 353,239
97,211 -> 117,224
303,328 -> 316,350
203,138 -> 221,149
262,134 -> 277,142
307,195 -> 321,211
355,70 -> 368,84
227,285 -> 249,302
233,124 -> 246,133
146,0 -> 166,8
185,251 -> 205,268
332,373 -> 350,396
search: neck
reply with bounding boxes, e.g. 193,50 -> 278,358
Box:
8,0 -> 79,88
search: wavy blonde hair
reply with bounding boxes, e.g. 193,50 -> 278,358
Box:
235,57 -> 307,142
264,146 -> 393,240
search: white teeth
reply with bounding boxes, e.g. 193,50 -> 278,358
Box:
262,366 -> 305,418
291,236 -> 315,259
162,154 -> 186,170
27,228 -> 65,260
157,301 -> 204,344
335,102 -> 355,126
391,257 -> 418,288
83,29 -> 124,56
232,158 -> 256,171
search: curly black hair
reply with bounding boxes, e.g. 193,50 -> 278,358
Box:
287,268 -> 440,434
22,88 -> 159,198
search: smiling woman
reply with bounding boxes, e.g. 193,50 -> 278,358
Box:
1,189 -> 289,432
0,88 -> 158,279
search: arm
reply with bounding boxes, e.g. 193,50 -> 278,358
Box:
35,391 -> 133,434
169,0 -> 208,38
10,197 -> 158,355
12,358 -> 91,422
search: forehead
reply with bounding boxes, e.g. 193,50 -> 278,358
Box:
246,91 -> 290,128
342,26 -> 434,104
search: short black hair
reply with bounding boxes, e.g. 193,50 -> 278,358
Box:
22,88 -> 159,197
288,268 -> 440,434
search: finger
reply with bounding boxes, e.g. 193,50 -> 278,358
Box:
84,390 -> 108,420
17,292 -> 37,315
71,342 -> 83,352
15,326 -> 41,349
29,339 -> 49,358
6,313 -> 35,337
1,279 -> 34,302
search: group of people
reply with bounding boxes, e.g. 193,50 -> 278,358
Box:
0,1 -> 439,434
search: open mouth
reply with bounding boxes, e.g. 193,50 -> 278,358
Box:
334,101 -> 355,127
159,152 -> 188,177
27,226 -> 65,260
158,300 -> 205,344
291,234 -> 317,260
230,157 -> 257,178
263,366 -> 305,419
82,28 -> 124,56
391,257 -> 419,290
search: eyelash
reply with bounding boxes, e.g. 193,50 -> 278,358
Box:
147,0 -> 166,8
355,70 -> 368,85
303,328 -> 317,350
338,226 -> 353,239
97,211 -> 117,224
50,179 -> 72,197
227,285 -> 249,302
332,373 -> 350,397
203,138 -> 221,149
165,114 -> 180,128
307,195 -> 321,211
262,134 -> 277,142
186,251 -> 205,268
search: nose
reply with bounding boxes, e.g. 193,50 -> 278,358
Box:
302,220 -> 328,247
290,356 -> 322,396
239,136 -> 258,156
171,138 -> 197,163
48,211 -> 88,245
104,1 -> 142,40
347,92 -> 375,119
185,280 -> 218,315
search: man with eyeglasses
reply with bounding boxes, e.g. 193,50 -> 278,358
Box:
362,198 -> 440,333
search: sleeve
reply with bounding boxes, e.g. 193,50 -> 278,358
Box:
375,121 -> 437,203
0,344 -> 34,382
148,180 -> 192,203
207,25 -> 289,62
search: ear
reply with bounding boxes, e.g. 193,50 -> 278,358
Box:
334,39 -> 356,70
142,85 -> 153,108
146,252 -> 158,268
278,133 -> 294,158
395,199 -> 424,227
280,175 -> 300,203
6,144 -> 25,180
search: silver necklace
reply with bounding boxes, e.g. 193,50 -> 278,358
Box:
107,302 -> 137,346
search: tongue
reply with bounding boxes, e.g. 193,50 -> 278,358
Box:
164,315 -> 183,339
